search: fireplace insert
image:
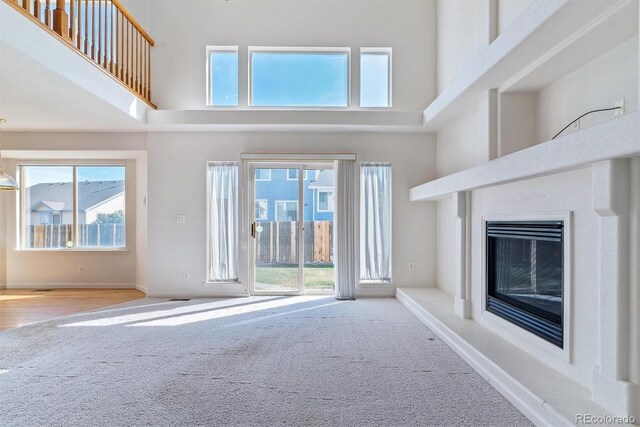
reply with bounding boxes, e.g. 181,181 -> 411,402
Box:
486,221 -> 564,347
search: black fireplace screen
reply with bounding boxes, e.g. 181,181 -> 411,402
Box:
487,221 -> 564,347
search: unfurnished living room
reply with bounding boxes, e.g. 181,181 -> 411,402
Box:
0,0 -> 639,426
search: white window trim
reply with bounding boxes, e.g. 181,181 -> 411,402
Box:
248,46 -> 352,109
275,200 -> 299,222
317,190 -> 334,213
254,199 -> 268,220
206,45 -> 239,107
17,161 -> 128,252
254,169 -> 271,181
360,47 -> 392,108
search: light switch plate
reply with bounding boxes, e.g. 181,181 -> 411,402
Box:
176,214 -> 186,224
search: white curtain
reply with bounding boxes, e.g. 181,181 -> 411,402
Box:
361,163 -> 392,282
208,162 -> 239,282
334,159 -> 357,300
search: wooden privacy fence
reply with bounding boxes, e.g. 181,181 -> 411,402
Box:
255,221 -> 333,265
29,224 -> 125,248
6,0 -> 154,105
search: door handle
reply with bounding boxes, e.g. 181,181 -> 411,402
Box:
251,222 -> 256,238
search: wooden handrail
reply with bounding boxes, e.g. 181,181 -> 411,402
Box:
3,0 -> 155,107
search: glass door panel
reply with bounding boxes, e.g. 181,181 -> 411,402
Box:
303,168 -> 335,292
252,167 -> 301,293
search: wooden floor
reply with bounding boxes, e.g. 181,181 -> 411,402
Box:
0,288 -> 145,330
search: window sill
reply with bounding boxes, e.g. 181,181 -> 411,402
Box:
16,248 -> 129,254
359,280 -> 394,286
204,281 -> 242,285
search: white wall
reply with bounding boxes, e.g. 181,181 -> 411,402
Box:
436,91 -> 496,177
146,0 -> 436,110
147,131 -> 437,297
497,0 -> 532,35
0,133 -> 146,289
498,91 -> 538,156
435,198 -> 455,296
537,36 -> 638,143
436,0 -> 491,94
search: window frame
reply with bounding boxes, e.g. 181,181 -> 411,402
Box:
248,46 -> 352,108
274,200 -> 299,222
316,190 -> 334,213
360,47 -> 392,108
18,161 -> 128,252
254,199 -> 268,221
206,45 -> 239,107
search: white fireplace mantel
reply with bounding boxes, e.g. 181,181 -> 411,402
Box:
410,111 -> 640,202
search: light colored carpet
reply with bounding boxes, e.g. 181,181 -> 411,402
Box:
0,296 -> 531,426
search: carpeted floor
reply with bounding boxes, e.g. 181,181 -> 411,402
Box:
0,296 -> 531,426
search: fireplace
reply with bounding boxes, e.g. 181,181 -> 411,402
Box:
486,221 -> 564,347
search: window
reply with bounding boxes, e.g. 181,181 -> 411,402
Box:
21,165 -> 126,250
360,163 -> 392,282
360,48 -> 391,107
207,162 -> 239,282
317,191 -> 334,212
249,48 -> 350,107
39,212 -> 51,224
254,199 -> 268,220
275,201 -> 298,221
207,46 -> 239,106
287,169 -> 308,181
254,169 -> 271,181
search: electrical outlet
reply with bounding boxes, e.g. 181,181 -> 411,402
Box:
615,98 -> 625,116
572,119 -> 580,131
409,262 -> 415,271
183,273 -> 190,280
79,265 -> 85,273
176,214 -> 186,224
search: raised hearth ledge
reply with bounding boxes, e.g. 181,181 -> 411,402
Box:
396,287 -> 612,426
410,111 -> 640,201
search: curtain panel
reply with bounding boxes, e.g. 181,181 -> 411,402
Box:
360,162 -> 392,282
334,159 -> 357,300
208,162 -> 239,282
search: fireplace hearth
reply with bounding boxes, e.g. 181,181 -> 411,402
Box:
486,221 -> 564,347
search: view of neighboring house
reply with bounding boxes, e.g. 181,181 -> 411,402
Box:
254,169 -> 334,222
26,180 -> 125,226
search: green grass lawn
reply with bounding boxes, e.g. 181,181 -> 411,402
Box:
256,264 -> 334,290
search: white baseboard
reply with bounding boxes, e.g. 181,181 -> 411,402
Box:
6,283 -> 138,290
135,283 -> 148,294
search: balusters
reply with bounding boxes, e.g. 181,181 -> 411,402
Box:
69,0 -> 74,41
83,0 -> 89,54
45,0 -> 50,27
110,1 -> 115,73
34,0 -> 41,20
6,0 -> 154,104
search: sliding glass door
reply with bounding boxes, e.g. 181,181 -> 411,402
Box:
249,163 -> 335,295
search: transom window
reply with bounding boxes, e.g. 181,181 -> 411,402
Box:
20,164 -> 126,250
207,46 -> 239,106
360,48 -> 392,107
249,47 -> 350,107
